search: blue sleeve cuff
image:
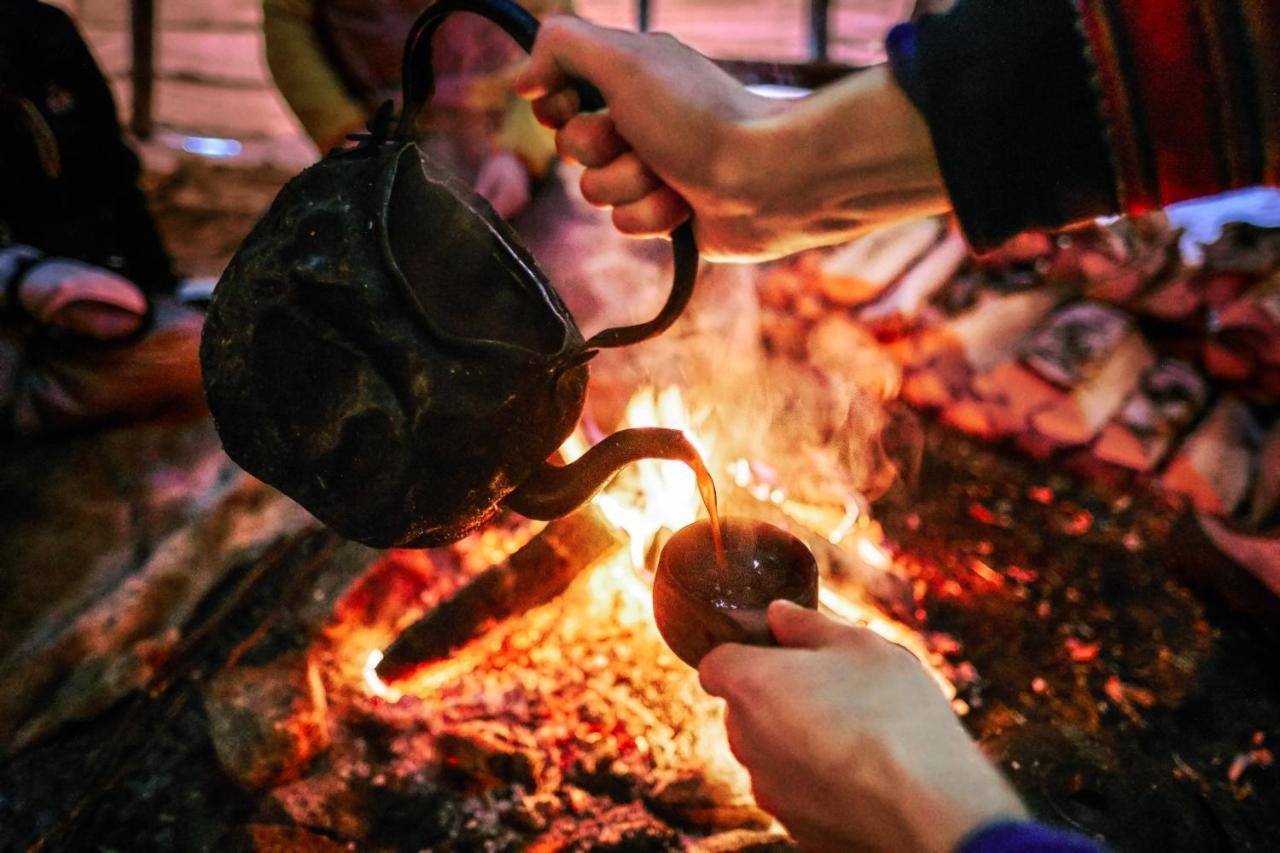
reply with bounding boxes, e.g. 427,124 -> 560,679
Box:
957,820 -> 1107,853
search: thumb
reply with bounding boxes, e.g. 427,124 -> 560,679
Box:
767,600 -> 847,649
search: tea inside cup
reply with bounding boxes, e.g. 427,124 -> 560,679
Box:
653,517 -> 818,667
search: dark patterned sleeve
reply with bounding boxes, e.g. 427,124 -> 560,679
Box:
886,0 -> 1280,251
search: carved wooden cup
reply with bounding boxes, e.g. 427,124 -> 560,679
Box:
653,518 -> 819,668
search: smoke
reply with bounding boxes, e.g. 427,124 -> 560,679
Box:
523,163 -> 921,509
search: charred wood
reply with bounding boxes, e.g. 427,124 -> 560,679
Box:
376,507 -> 624,681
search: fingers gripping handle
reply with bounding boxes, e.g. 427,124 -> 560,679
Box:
398,0 -> 698,350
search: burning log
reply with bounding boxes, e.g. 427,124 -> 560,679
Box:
860,229 -> 969,327
1093,360 -> 1208,471
376,506 -> 623,682
1162,396 -> 1261,515
817,217 -> 944,306
645,772 -> 773,833
203,652 -> 331,791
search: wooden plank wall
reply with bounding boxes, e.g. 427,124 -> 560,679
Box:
48,0 -> 907,144
53,0 -> 303,141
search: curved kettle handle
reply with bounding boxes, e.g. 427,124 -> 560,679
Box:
398,0 -> 699,351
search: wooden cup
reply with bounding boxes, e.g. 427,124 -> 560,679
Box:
653,518 -> 819,668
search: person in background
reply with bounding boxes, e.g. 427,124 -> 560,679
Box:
263,0 -> 570,218
514,1 -> 1277,849
0,0 -> 203,438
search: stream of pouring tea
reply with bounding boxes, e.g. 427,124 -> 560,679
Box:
678,443 -> 725,561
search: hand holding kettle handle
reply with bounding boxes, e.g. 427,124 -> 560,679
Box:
397,0 -> 699,350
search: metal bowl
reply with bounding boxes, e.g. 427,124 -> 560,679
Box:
653,517 -> 818,668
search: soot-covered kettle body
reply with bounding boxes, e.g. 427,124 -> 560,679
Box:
199,0 -> 699,547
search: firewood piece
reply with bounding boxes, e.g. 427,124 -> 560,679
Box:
861,230 -> 969,325
1213,273 -> 1280,368
1137,275 -> 1203,322
941,287 -> 1066,371
757,264 -> 806,310
1200,222 -> 1280,275
696,828 -> 796,852
376,506 -> 623,681
1203,337 -> 1257,382
1248,422 -> 1280,528
817,217 -> 944,306
1031,331 -> 1156,448
943,361 -> 1065,439
897,287 -> 1065,373
1020,301 -> 1133,388
896,288 -> 1065,416
1084,225 -> 1180,305
901,358 -> 970,410
1163,397 -> 1261,515
1093,359 -> 1209,471
244,824 -> 351,852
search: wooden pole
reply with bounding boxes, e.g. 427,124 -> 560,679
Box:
130,0 -> 155,139
809,0 -> 830,61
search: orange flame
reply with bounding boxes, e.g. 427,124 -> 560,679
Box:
367,384 -> 955,711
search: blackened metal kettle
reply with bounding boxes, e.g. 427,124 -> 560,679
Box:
200,0 -> 700,548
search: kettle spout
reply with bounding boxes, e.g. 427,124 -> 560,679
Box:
503,427 -> 704,521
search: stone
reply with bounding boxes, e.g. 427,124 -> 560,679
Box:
203,652 -> 331,791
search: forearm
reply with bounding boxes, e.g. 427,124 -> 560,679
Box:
731,65 -> 950,256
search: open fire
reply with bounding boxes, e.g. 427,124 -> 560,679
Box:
304,382 -> 960,848
6,181 -> 1277,849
